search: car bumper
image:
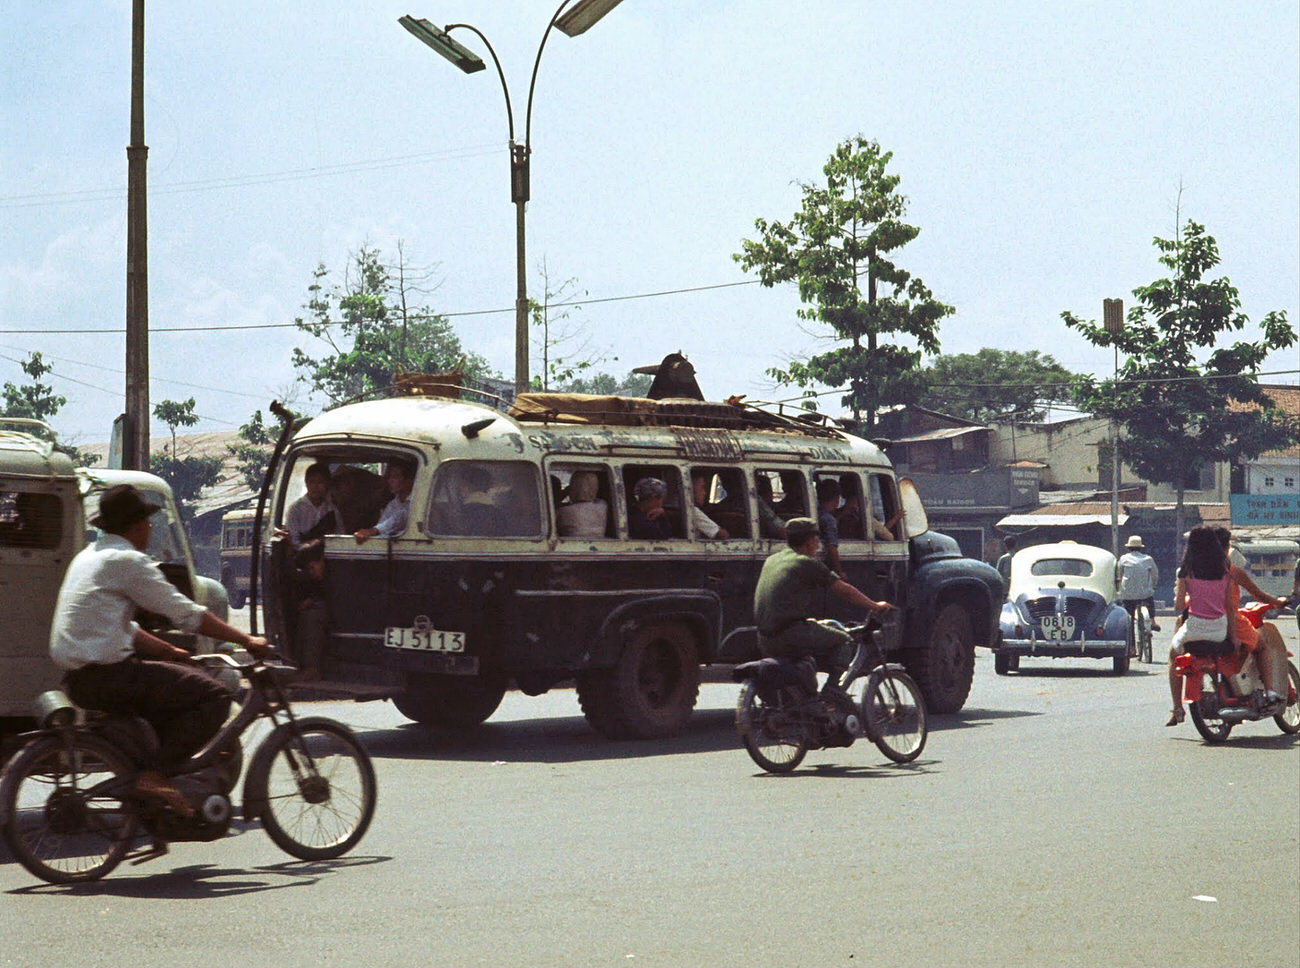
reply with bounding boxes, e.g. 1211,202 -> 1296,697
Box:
996,637 -> 1128,658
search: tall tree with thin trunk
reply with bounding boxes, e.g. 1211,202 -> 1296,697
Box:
734,136 -> 952,429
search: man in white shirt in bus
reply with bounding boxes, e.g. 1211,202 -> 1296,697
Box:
285,461 -> 339,548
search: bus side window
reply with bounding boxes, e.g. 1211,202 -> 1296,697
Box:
428,461 -> 543,538
835,472 -> 866,541
868,473 -> 903,541
553,464 -> 614,539
772,469 -> 808,520
691,467 -> 749,539
622,465 -> 684,540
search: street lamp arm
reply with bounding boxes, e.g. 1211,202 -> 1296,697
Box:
522,0 -> 574,147
445,23 -> 516,143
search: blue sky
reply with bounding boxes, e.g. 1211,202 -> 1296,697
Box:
3,1 -> 1297,444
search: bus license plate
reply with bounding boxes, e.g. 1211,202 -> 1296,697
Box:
1040,615 -> 1076,641
385,626 -> 466,653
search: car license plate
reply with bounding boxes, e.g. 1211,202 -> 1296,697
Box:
385,625 -> 466,653
1040,615 -> 1076,641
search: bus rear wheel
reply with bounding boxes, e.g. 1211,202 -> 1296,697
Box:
577,625 -> 700,740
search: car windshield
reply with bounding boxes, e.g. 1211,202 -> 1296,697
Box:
1029,558 -> 1093,578
85,489 -> 185,563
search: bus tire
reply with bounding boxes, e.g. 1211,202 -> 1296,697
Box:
904,603 -> 975,714
577,624 -> 700,740
392,673 -> 507,728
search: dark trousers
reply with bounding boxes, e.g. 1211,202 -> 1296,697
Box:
64,657 -> 231,771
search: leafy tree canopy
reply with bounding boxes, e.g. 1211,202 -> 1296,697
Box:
292,244 -> 494,406
918,349 -> 1078,423
734,135 -> 953,428
555,370 -> 652,397
1064,218 -> 1298,531
2,351 -> 99,465
150,397 -> 223,520
226,409 -> 276,491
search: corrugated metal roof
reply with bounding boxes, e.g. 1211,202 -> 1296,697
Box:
997,512 -> 1130,527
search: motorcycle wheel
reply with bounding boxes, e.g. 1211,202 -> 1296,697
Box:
862,670 -> 928,764
1188,676 -> 1233,743
0,733 -> 139,884
246,718 -> 376,861
1275,662 -> 1300,735
735,680 -> 807,774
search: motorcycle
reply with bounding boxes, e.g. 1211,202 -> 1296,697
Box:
1173,598 -> 1300,744
0,651 -> 377,884
732,620 -> 928,773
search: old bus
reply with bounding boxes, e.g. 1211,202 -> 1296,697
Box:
257,392 -> 1003,738
219,507 -> 257,609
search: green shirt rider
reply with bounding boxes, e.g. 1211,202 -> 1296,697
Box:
754,517 -> 893,686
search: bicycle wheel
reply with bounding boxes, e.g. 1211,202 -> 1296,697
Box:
1137,608 -> 1152,664
246,718 -> 376,860
735,681 -> 807,773
862,670 -> 928,764
0,734 -> 139,884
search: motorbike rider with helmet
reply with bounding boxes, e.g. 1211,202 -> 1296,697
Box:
753,517 -> 893,691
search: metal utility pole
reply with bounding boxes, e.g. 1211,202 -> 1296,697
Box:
1103,297 -> 1124,558
124,0 -> 150,471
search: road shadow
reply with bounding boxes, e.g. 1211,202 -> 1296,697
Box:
927,707 -> 1042,732
360,706 -> 743,765
998,665 -> 1160,679
1167,731 -> 1298,750
742,757 -> 941,780
4,851 -> 390,896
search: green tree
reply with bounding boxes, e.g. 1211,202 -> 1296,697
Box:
150,397 -> 223,520
1064,218 -> 1298,543
558,370 -> 653,397
918,349 -> 1077,423
226,409 -> 277,491
292,244 -> 493,406
2,351 -> 99,465
528,259 -> 608,392
734,136 -> 953,429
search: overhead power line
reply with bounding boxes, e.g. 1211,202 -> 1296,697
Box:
0,279 -> 762,334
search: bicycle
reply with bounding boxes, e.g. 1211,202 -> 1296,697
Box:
733,620 -> 928,773
1128,602 -> 1153,664
0,651 -> 376,884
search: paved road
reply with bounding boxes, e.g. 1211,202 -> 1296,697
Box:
2,617 -> 1297,968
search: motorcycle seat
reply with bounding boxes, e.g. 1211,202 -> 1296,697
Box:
1184,638 -> 1233,658
732,655 -> 818,700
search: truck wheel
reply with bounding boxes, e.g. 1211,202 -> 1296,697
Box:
994,652 -> 1012,676
577,625 -> 700,739
392,673 -> 507,727
905,603 -> 974,714
229,589 -> 246,610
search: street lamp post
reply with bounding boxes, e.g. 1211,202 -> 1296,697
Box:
399,0 -> 621,400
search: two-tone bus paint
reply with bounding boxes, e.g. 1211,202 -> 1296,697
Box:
259,395 -> 1003,738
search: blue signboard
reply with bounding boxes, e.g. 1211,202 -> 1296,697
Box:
1229,493 -> 1300,527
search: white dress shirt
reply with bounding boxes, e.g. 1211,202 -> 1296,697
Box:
285,493 -> 339,547
49,534 -> 206,671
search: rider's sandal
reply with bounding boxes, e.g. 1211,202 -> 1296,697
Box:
1165,707 -> 1185,727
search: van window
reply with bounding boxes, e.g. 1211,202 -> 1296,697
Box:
84,487 -> 184,562
550,464 -> 614,539
0,490 -> 63,549
770,469 -> 809,521
623,465 -> 685,540
428,461 -> 543,538
868,473 -> 903,541
690,466 -> 749,539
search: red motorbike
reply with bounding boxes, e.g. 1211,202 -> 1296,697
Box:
1173,599 -> 1300,743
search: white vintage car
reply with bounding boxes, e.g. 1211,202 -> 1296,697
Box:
993,541 -> 1132,675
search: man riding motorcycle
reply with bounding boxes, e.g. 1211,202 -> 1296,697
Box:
753,517 -> 892,690
49,484 -> 268,815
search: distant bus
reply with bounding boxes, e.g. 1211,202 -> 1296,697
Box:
220,507 -> 257,609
